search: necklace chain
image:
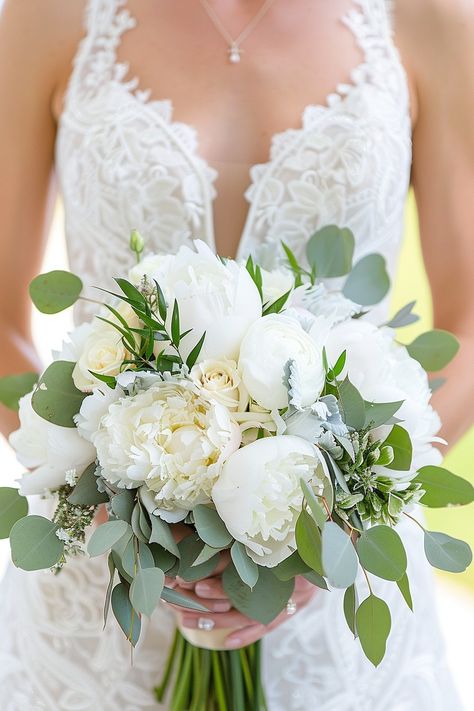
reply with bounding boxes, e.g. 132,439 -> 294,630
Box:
200,0 -> 277,63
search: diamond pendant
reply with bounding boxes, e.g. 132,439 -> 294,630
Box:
228,44 -> 242,64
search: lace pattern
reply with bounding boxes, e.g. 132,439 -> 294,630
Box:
0,0 -> 461,709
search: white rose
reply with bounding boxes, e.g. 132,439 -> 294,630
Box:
238,313 -> 326,411
212,435 -> 330,567
89,379 -> 241,520
10,393 -> 95,496
189,358 -> 247,410
72,303 -> 142,392
162,240 -> 262,362
324,320 -> 442,478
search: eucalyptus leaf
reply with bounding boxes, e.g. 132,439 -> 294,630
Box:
178,534 -> 220,582
338,377 -> 366,430
429,377 -> 446,393
306,225 -> 355,277
424,531 -> 472,573
322,521 -> 359,588
396,572 -> 413,611
111,582 -> 141,646
356,594 -> 391,666
149,543 -> 176,573
68,463 -> 108,505
231,541 -> 259,588
31,361 -> 87,427
130,567 -> 165,617
356,525 -> 407,581
383,425 -> 412,472
273,551 -> 311,581
111,490 -> 136,523
10,515 -> 64,571
385,301 -> 419,329
0,372 -> 38,411
193,505 -> 233,548
104,553 -> 116,627
343,254 -> 390,306
191,543 -> 224,567
223,564 -> 294,626
295,510 -> 324,575
364,400 -> 404,430
343,584 -> 358,637
301,479 -> 327,529
161,586 -> 209,612
29,270 -> 83,314
87,520 -> 131,558
413,466 -> 474,508
303,570 -> 329,590
0,487 -> 28,539
149,514 -> 180,558
406,330 -> 459,372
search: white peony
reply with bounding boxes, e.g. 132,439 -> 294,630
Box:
161,240 -> 262,362
129,253 -> 174,287
85,378 -> 241,520
10,393 -> 95,496
324,320 -> 442,477
260,268 -> 294,306
189,358 -> 248,410
238,313 -> 326,411
212,435 -> 330,567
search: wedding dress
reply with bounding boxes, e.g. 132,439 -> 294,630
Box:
0,0 -> 463,709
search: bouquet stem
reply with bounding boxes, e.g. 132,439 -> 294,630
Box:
155,629 -> 267,711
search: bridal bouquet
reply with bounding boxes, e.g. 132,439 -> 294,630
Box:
1,227 -> 472,710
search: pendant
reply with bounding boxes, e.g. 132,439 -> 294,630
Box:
228,43 -> 242,64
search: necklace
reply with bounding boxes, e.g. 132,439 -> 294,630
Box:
200,0 -> 277,64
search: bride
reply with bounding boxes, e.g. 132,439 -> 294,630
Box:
0,0 -> 473,709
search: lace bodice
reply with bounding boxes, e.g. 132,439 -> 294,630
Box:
0,1 -> 461,709
56,0 -> 412,322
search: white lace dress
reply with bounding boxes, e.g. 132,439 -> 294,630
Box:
0,0 -> 463,709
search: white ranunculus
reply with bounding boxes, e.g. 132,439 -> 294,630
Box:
238,313 -> 326,411
189,358 -> 247,411
212,435 -> 330,567
162,240 -> 262,362
10,393 -> 95,496
88,379 -> 241,519
324,320 -> 442,478
72,303 -> 142,392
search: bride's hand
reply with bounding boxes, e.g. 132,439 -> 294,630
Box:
167,574 -> 317,650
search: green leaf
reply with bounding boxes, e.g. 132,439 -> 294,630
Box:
29,270 -> 83,314
295,510 -> 324,575
193,505 -> 234,549
186,331 -> 207,369
343,254 -> 390,306
111,490 -> 136,523
31,361 -> 87,427
149,514 -> 180,558
383,425 -> 413,472
364,400 -> 404,429
131,502 -> 151,543
322,521 -> 359,588
191,543 -> 224,567
406,330 -> 459,372
301,479 -> 327,529
306,225 -> 355,277
171,299 -> 180,346
111,582 -> 141,646
104,553 -> 116,627
338,377 -> 366,430
87,520 -> 131,558
273,551 -> 310,581
114,278 -> 146,306
155,281 -> 168,321
262,289 -> 292,316
230,541 -> 259,588
396,572 -> 413,611
385,301 -> 419,329
332,350 -> 347,378
356,525 -> 407,581
130,567 -> 165,617
424,531 -> 472,573
10,515 -> 64,571
429,377 -> 446,393
0,487 -> 28,539
343,584 -> 358,637
356,594 -> 391,666
177,533 -> 220,582
160,586 -> 209,612
413,466 -> 474,508
68,463 -> 108,505
223,564 -> 294,625
0,372 -> 38,411
303,570 -> 329,590
149,543 -> 176,573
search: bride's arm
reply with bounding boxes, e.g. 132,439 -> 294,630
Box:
397,0 -> 474,445
0,0 -> 83,437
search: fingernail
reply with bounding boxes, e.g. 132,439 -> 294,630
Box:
213,601 -> 231,612
195,582 -> 210,595
181,617 -> 196,628
225,637 -> 242,649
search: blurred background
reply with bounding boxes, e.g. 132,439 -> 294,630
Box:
0,193 -> 473,706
